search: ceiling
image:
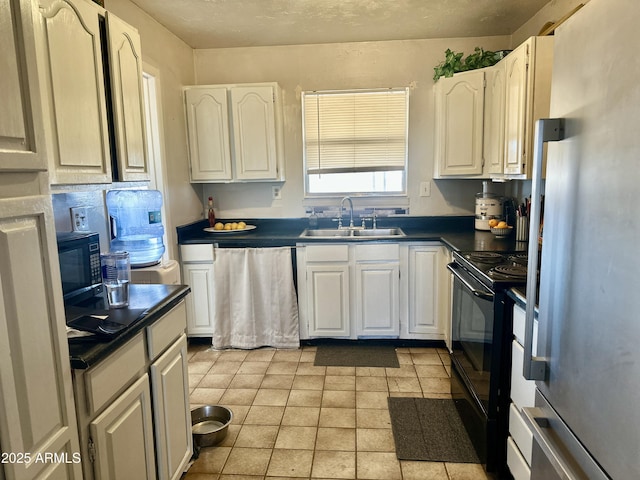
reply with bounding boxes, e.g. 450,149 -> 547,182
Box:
129,0 -> 550,49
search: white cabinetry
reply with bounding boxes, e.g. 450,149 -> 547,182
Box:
32,0 -> 148,184
483,63 -> 506,176
73,302 -> 192,480
503,37 -> 553,178
180,244 -> 216,337
433,70 -> 485,177
184,83 -> 285,183
400,243 -> 449,340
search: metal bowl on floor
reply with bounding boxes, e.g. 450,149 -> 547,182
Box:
191,405 -> 233,448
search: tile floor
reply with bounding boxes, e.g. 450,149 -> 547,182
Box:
183,343 -> 494,480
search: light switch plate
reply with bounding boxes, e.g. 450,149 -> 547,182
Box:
420,181 -> 431,197
272,186 -> 282,200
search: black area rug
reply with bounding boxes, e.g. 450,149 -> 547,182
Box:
388,397 -> 480,463
314,344 -> 399,368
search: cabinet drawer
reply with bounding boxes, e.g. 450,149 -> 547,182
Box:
181,244 -> 214,262
305,244 -> 349,262
512,303 -> 538,352
509,402 -> 533,465
85,333 -> 146,414
507,436 -> 531,480
147,301 -> 187,360
511,340 -> 536,409
354,243 -> 399,261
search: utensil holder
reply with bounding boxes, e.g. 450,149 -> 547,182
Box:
516,216 -> 529,242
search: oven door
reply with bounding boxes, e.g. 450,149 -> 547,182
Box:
448,262 -> 495,415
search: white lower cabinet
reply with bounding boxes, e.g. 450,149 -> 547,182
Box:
180,244 -> 216,337
297,242 -> 448,340
73,301 -> 191,480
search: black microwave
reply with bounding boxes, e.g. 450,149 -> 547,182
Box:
56,232 -> 103,305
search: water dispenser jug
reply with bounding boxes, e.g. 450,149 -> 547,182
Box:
106,189 -> 165,267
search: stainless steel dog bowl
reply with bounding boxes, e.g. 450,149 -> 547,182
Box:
191,405 -> 233,447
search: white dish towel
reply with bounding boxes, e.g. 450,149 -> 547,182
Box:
211,247 -> 300,349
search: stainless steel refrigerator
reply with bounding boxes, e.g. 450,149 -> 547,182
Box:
522,0 -> 640,478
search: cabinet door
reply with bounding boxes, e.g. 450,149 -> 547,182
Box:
0,195 -> 82,479
34,0 -> 112,184
150,334 -> 192,480
483,63 -> 506,176
185,87 -> 232,181
90,374 -> 156,480
434,70 -> 485,177
406,247 -> 440,336
230,85 -> 279,180
503,41 -> 529,176
306,264 -> 350,337
182,262 -> 215,336
106,12 -> 149,181
355,262 -> 399,337
0,0 -> 47,171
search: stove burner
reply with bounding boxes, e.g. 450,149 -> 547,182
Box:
508,254 -> 528,267
465,252 -> 504,264
490,264 -> 527,278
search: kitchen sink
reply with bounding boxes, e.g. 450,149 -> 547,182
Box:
299,228 -> 405,239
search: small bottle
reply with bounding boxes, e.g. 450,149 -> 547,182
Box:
207,197 -> 216,227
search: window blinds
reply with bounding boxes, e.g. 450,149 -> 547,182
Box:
303,88 -> 408,175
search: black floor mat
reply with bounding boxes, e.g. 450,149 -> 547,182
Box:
314,344 -> 399,368
388,397 -> 480,463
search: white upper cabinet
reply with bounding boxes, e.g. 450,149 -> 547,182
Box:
106,12 -> 149,181
32,0 -> 148,185
483,62 -> 506,176
185,83 -> 285,183
0,0 -> 47,172
433,69 -> 485,177
503,36 -> 553,178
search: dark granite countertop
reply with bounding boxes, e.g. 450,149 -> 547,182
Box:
176,216 -> 528,253
67,284 -> 190,369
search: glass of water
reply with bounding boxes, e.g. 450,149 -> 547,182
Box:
100,252 -> 130,308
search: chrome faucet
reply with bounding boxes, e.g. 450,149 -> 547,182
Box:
339,196 -> 354,229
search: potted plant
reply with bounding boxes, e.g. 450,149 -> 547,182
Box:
433,47 -> 510,82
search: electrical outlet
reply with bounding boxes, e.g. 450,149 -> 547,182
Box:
420,181 -> 431,197
70,207 -> 90,232
272,186 -> 282,200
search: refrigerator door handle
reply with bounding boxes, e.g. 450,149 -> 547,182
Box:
524,118 -> 565,381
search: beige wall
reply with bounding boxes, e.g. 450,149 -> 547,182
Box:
512,0 -> 588,46
193,36 -> 511,219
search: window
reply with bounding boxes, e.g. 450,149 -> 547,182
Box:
302,88 -> 408,196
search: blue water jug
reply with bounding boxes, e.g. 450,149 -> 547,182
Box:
106,190 -> 165,267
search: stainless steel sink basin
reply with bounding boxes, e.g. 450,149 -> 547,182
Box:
299,228 -> 405,239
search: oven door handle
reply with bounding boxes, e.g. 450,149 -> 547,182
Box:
447,262 -> 494,301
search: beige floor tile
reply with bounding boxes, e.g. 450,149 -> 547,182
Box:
356,408 -> 391,429
253,388 -> 290,406
228,374 -> 264,389
217,424 -> 240,447
356,428 -> 395,452
187,446 -> 231,474
272,349 -> 302,362
299,350 -> 316,363
296,363 -> 327,376
326,366 -> 356,376
220,447 -> 271,476
445,462 -> 491,480
236,361 -> 270,374
387,376 -> 422,393
199,374 -> 234,389
356,376 -> 388,392
274,425 -> 317,450
189,374 -> 204,388
243,405 -> 285,425
401,460 -> 448,479
244,348 -> 275,362
287,389 -> 323,407
322,390 -> 355,408
396,352 -> 413,364
324,375 -> 356,391
234,425 -> 279,448
355,366 -> 387,377
181,473 -> 220,479
216,350 -> 249,362
188,361 -> 215,374
190,388 -> 225,406
311,451 -> 356,479
260,374 -> 295,389
415,364 -> 449,378
423,393 -> 453,400
219,388 -> 258,406
292,375 -> 324,390
439,354 -> 451,366
266,448 -> 314,477
224,405 -> 250,425
266,361 -> 299,375
315,427 -> 355,451
419,377 -> 451,395
209,361 -> 242,375
356,451 -> 402,479
318,407 -> 356,428
410,353 -> 444,365
190,349 -> 222,363
385,364 -> 417,378
356,391 -> 390,409
281,406 -> 320,426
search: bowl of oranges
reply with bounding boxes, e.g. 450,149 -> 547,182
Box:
489,219 -> 513,238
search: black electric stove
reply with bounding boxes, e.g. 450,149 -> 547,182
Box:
453,251 -> 528,289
